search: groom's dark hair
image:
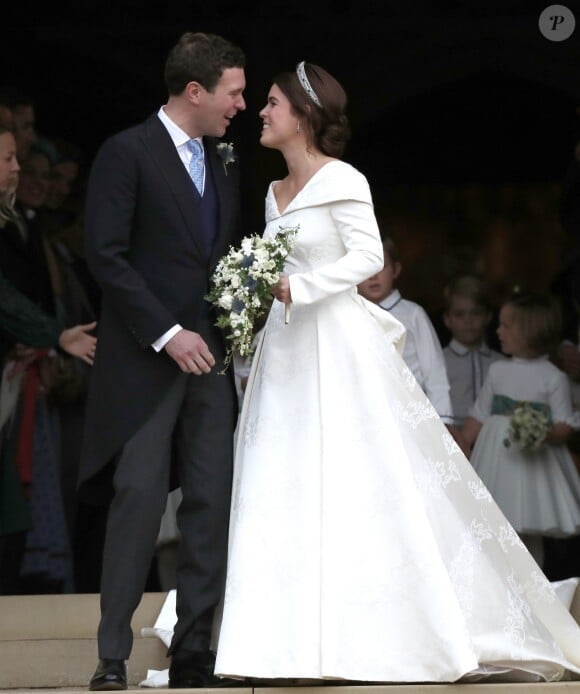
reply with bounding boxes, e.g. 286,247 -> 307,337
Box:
164,32 -> 245,95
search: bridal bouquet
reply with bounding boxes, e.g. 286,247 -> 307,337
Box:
503,402 -> 551,453
206,226 -> 298,371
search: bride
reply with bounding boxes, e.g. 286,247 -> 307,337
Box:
213,61 -> 580,682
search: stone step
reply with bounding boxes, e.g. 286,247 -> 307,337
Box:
1,590 -> 579,691
2,685 -> 580,693
0,593 -> 168,689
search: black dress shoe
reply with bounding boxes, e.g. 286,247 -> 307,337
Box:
89,659 -> 127,691
169,650 -> 243,688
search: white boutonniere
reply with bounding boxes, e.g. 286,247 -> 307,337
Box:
216,142 -> 236,174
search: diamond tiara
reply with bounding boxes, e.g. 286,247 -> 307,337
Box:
296,61 -> 323,108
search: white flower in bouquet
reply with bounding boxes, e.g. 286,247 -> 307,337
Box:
217,292 -> 234,310
206,226 -> 299,372
502,402 -> 551,453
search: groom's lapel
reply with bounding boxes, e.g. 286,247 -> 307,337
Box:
206,138 -> 236,269
142,114 -> 206,262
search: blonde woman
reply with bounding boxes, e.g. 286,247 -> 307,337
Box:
0,125 -> 96,594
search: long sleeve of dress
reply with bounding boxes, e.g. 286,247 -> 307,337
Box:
548,369 -> 580,428
288,198 -> 383,305
275,164 -> 383,307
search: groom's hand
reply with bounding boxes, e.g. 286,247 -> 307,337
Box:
165,329 -> 215,375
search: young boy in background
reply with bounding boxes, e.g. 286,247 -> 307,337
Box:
443,275 -> 504,426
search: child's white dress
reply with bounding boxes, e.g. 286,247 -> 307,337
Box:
470,356 -> 580,536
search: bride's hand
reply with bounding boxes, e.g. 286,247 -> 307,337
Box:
270,273 -> 292,304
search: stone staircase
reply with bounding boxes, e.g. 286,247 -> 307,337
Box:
1,591 -> 580,692
0,592 -> 167,690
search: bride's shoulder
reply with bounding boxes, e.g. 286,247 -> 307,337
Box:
315,160 -> 372,203
325,159 -> 368,181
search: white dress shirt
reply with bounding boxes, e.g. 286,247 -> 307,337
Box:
443,338 -> 505,426
380,289 -> 453,423
151,107 -> 205,352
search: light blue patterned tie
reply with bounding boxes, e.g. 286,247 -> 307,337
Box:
187,138 -> 204,195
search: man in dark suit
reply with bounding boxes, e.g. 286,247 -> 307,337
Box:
80,32 -> 246,690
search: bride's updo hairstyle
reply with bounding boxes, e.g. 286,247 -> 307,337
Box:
274,62 -> 350,157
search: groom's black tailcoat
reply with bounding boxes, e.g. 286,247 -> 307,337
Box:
79,113 -> 241,657
80,113 -> 240,494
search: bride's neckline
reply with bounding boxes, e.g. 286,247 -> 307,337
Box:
271,159 -> 341,216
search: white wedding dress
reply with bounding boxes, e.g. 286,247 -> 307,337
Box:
214,161 -> 580,683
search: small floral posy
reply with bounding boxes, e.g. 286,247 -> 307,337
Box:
216,142 -> 236,174
503,402 -> 551,453
206,226 -> 298,372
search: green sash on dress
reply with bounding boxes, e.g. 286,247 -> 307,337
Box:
491,394 -> 552,424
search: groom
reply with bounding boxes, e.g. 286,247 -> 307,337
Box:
79,32 -> 246,690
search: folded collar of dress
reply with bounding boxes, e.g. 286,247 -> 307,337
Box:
265,160 -> 372,222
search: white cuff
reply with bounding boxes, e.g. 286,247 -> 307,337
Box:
152,324 -> 182,352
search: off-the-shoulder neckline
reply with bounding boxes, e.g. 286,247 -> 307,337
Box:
268,159 -> 344,216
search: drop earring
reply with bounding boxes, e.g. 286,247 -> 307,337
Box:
296,122 -> 301,134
